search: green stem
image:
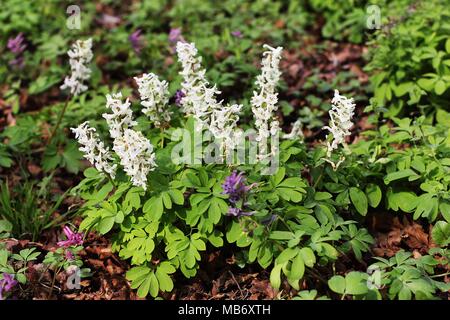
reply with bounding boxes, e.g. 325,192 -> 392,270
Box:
48,95 -> 71,146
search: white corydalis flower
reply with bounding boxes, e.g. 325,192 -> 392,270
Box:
176,41 -> 242,156
113,129 -> 156,190
283,119 -> 304,140
103,92 -> 137,139
71,121 -> 117,178
209,103 -> 243,158
134,73 -> 171,128
324,90 -> 355,158
61,38 -> 93,96
251,44 -> 283,160
176,41 -> 223,130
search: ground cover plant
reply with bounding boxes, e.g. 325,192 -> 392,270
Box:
0,0 -> 449,301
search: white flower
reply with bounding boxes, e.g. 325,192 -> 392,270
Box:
134,73 -> 171,128
176,41 -> 242,157
283,119 -> 304,140
176,41 -> 223,131
61,39 -> 93,96
324,90 -> 355,157
251,44 -> 283,160
71,121 -> 117,178
103,92 -> 137,139
113,129 -> 157,189
209,103 -> 243,158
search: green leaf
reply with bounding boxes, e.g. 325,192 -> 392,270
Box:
273,168 -> 286,186
349,187 -> 368,216
440,201 -> 450,223
98,216 -> 115,234
269,231 -> 294,240
345,272 -> 368,295
434,80 -> 447,95
137,275 -> 151,298
149,272 -> 159,297
384,169 -> 416,184
290,253 -> 305,280
156,268 -> 174,292
431,221 -> 450,246
270,264 -> 283,290
366,184 -> 382,208
276,247 -> 298,264
169,189 -> 184,205
299,247 -> 316,268
328,275 -> 346,294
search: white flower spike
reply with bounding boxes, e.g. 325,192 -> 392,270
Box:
103,92 -> 137,139
61,39 -> 93,96
176,41 -> 242,157
113,129 -> 157,190
134,73 -> 171,128
251,44 -> 283,161
324,90 -> 355,157
71,121 -> 117,178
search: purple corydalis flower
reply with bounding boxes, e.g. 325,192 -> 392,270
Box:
7,33 -> 26,54
129,29 -> 144,55
169,28 -> 184,43
0,273 -> 17,300
65,250 -> 75,261
227,207 -> 254,217
222,171 -> 252,204
9,56 -> 24,67
57,226 -> 83,248
174,90 -> 185,106
168,28 -> 185,53
231,30 -> 243,38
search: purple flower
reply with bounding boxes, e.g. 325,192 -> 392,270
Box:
169,28 -> 184,43
65,250 -> 75,261
98,14 -> 121,29
57,226 -> 83,248
7,33 -> 26,68
227,207 -> 254,217
129,29 -> 145,55
174,90 -> 185,106
168,28 -> 185,53
7,33 -> 26,54
222,171 -> 253,204
231,30 -> 243,38
0,273 -> 18,300
9,56 -> 24,67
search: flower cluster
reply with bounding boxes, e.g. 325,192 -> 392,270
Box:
176,41 -> 242,156
222,171 -> 251,203
222,171 -> 255,217
169,28 -> 184,52
7,33 -> 27,68
209,103 -> 243,158
176,41 -> 222,129
60,38 -> 93,96
57,226 -> 84,248
113,129 -> 157,189
0,273 -> 17,300
74,92 -> 157,190
129,29 -> 145,55
324,90 -> 355,157
135,73 -> 171,128
71,121 -> 117,178
103,93 -> 137,139
251,44 -> 283,161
